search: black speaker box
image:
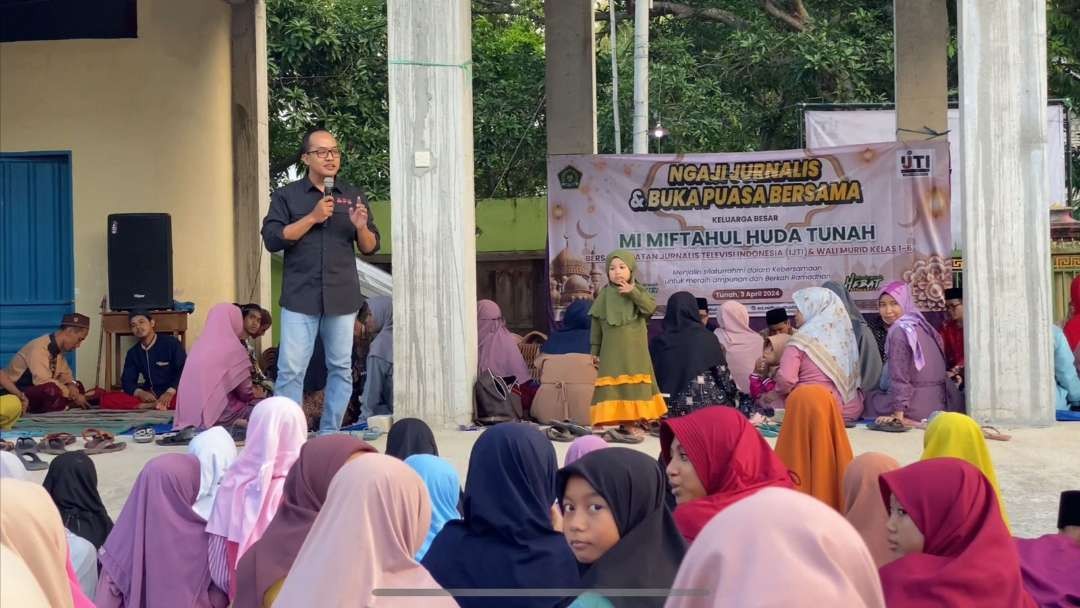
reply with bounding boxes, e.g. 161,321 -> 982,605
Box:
107,213 -> 173,310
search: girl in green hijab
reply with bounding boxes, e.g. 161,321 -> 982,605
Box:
588,250 -> 667,437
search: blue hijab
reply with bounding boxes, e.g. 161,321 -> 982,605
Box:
405,454 -> 461,560
542,300 -> 591,355
422,424 -> 580,607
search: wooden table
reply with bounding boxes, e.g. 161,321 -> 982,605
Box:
101,311 -> 188,390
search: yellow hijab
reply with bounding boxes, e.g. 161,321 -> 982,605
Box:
920,412 -> 1009,527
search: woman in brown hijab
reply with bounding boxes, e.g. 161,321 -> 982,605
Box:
842,452 -> 901,567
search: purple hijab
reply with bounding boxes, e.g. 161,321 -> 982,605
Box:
880,282 -> 944,371
232,435 -> 376,608
477,299 -> 531,383
97,454 -> 227,608
1015,535 -> 1080,607
175,303 -> 252,429
564,435 -> 608,467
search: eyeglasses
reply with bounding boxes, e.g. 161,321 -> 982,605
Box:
306,148 -> 341,160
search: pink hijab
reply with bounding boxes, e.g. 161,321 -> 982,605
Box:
666,487 -> 885,607
714,301 -> 762,393
204,397 -> 307,558
273,454 -> 456,607
175,303 -> 252,429
880,282 -> 944,372
477,299 -> 531,383
563,435 -> 608,466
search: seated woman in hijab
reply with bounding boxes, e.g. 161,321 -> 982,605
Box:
660,406 -> 794,542
477,299 -> 532,384
877,458 -> 1035,607
823,280 -> 884,393
713,301 -> 762,395
273,454 -> 457,607
666,488 -> 886,608
205,397 -> 307,599
774,383 -> 854,511
422,424 -> 579,608
405,454 -> 462,561
558,448 -> 686,608
233,435 -> 376,608
542,299 -> 591,355
385,417 -> 440,459
358,296 -> 393,425
1,479 -> 95,608
867,282 -> 957,428
649,292 -> 739,418
920,412 -> 1009,526
96,454 -> 228,608
842,452 -> 901,568
776,287 -> 863,423
187,427 -> 238,521
1015,490 -> 1080,608
174,303 -> 258,431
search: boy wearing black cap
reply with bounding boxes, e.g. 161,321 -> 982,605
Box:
765,308 -> 793,336
0,313 -> 91,412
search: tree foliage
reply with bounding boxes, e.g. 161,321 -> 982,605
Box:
266,0 -> 1078,201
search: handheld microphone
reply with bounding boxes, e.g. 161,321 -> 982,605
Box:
323,176 -> 334,198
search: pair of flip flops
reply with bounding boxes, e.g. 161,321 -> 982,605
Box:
867,418 -> 911,433
81,429 -> 127,454
156,425 -> 197,446
602,427 -> 644,444
545,420 -> 592,443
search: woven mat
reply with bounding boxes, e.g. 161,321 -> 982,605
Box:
7,409 -> 174,437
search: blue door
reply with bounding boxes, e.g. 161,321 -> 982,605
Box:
0,152 -> 75,371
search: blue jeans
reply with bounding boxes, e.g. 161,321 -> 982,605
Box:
275,307 -> 357,433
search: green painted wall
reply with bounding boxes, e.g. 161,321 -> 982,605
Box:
369,196 -> 547,254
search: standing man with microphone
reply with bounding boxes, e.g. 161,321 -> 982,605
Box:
262,128 -> 380,433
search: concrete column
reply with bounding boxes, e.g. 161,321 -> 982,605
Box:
958,0 -> 1054,425
229,0 -> 272,348
388,0 -> 477,426
893,0 -> 948,141
545,0 -> 597,155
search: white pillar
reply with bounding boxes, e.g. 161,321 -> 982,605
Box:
958,0 -> 1054,426
632,0 -> 649,153
388,0 -> 477,426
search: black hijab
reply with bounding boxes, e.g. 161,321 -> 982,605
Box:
557,448 -> 687,607
385,417 -> 439,460
542,300 -> 592,355
42,451 -> 114,548
422,424 -> 579,608
649,291 -> 726,395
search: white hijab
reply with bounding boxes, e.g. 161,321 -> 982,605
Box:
187,426 -> 238,519
0,451 -> 29,480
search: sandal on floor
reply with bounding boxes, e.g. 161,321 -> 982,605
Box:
981,425 -> 1012,442
18,450 -> 48,471
14,437 -> 38,454
0,440 -> 13,452
551,420 -> 591,437
361,427 -> 384,442
602,428 -> 644,444
132,425 -> 156,444
867,418 -> 911,433
37,432 -> 76,455
546,426 -> 574,442
83,429 -> 126,454
638,420 -> 661,437
156,425 -> 197,446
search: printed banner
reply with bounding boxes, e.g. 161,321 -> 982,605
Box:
547,141 -> 951,316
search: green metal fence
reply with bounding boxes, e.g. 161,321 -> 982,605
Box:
952,243 -> 1080,324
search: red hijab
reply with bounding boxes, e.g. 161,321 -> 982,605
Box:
660,407 -> 794,542
878,458 -> 1036,608
1065,276 -> 1080,349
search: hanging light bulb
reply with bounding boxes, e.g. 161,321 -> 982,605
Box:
651,121 -> 669,139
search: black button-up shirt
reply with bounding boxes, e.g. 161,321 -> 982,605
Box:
261,177 -> 380,315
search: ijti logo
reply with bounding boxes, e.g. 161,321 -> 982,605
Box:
898,149 -> 933,178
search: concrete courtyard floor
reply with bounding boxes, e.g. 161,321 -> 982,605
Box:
15,422 -> 1079,539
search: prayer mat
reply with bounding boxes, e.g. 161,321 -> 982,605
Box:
6,409 -> 174,437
